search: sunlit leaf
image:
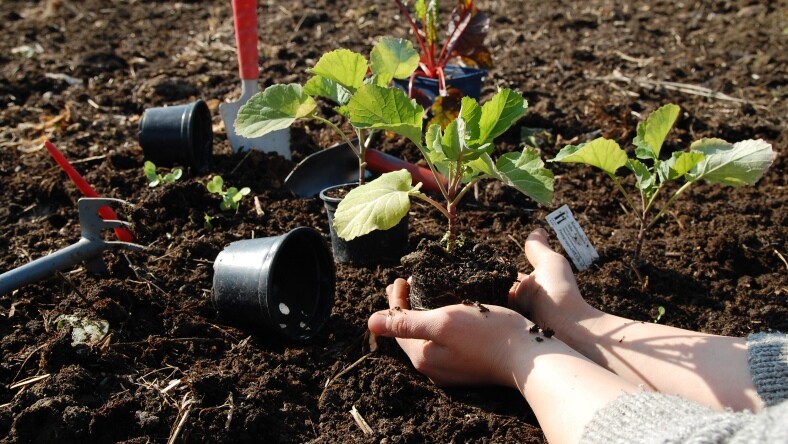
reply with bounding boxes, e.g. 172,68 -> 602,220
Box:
551,137 -> 628,176
370,37 -> 420,86
688,138 -> 775,186
633,103 -> 680,160
477,89 -> 527,145
347,84 -> 424,148
493,148 -> 554,206
304,75 -> 352,106
235,84 -> 317,138
309,49 -> 368,92
333,170 -> 419,240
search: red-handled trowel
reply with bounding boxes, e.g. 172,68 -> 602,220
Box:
220,0 -> 290,158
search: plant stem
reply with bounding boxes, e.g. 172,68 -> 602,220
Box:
646,181 -> 693,231
312,115 -> 364,183
413,193 -> 452,221
610,174 -> 639,216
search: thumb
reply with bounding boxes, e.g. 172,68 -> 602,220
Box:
368,309 -> 432,340
524,228 -> 555,268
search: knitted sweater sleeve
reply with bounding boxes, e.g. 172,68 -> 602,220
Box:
580,332 -> 788,444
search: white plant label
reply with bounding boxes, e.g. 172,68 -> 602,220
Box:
546,205 -> 599,271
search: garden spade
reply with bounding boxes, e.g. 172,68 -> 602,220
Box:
284,142 -> 447,198
220,0 -> 290,158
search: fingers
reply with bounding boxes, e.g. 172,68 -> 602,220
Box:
386,278 -> 411,310
524,228 -> 554,268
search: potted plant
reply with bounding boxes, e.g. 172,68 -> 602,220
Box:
234,37 -> 422,264
393,0 -> 493,122
333,87 -> 554,308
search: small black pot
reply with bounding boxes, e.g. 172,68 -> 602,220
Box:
319,183 -> 409,265
212,227 -> 335,341
393,65 -> 486,106
138,99 -> 212,170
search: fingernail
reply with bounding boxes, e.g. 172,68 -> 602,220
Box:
367,312 -> 388,335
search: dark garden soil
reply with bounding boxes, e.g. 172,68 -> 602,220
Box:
0,0 -> 785,442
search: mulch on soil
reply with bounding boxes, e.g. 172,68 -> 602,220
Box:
0,1 -> 785,443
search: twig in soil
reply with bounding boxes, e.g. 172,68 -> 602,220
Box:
774,249 -> 788,271
167,393 -> 196,444
349,405 -> 374,435
319,353 -> 373,403
229,149 -> 254,175
507,234 -> 524,252
589,72 -> 760,106
253,196 -> 265,216
9,373 -> 51,390
11,344 -> 46,385
55,270 -> 91,305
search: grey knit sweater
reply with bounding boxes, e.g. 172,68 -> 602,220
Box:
581,332 -> 788,443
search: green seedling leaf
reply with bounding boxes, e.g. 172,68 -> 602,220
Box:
477,89 -> 527,145
459,96 -> 482,142
626,158 -> 656,196
370,37 -> 419,86
309,49 -> 368,92
688,138 -> 775,186
633,103 -> 680,160
204,213 -> 214,230
347,84 -> 424,147
304,75 -> 352,106
235,84 -> 317,138
658,151 -> 705,181
552,137 -> 628,176
333,170 -> 420,240
163,169 -> 183,182
206,176 -> 224,194
439,119 -> 463,161
493,148 -> 554,206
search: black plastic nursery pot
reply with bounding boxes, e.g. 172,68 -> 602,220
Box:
138,99 -> 213,170
211,227 -> 335,341
393,65 -> 486,106
319,183 -> 409,265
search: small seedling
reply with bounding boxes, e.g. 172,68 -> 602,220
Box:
653,306 -> 666,323
206,175 -> 250,212
332,88 -> 554,251
551,103 -> 775,262
203,213 -> 215,230
143,161 -> 182,187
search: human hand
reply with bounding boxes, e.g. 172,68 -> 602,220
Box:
368,279 -> 537,388
509,228 -> 596,336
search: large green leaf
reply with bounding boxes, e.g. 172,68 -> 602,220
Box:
309,49 -> 368,92
494,148 -> 554,206
304,75 -> 352,106
347,84 -> 424,148
477,89 -> 527,144
688,138 -> 775,186
333,170 -> 418,240
633,103 -> 680,160
370,37 -> 419,86
235,84 -> 316,138
551,137 -> 628,176
440,119 -> 463,161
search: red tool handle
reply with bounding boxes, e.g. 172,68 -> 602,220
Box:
44,141 -> 134,242
231,0 -> 259,81
366,149 -> 447,194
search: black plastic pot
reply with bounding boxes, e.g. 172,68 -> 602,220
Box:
138,99 -> 213,170
319,183 -> 409,265
393,65 -> 486,106
212,227 -> 335,341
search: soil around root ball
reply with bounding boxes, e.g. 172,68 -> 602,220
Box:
401,239 -> 518,310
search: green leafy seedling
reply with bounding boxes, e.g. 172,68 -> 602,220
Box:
653,306 -> 666,323
332,88 -> 554,250
206,175 -> 250,212
144,161 -> 182,187
203,213 -> 215,230
235,37 -> 421,185
551,104 -> 775,262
